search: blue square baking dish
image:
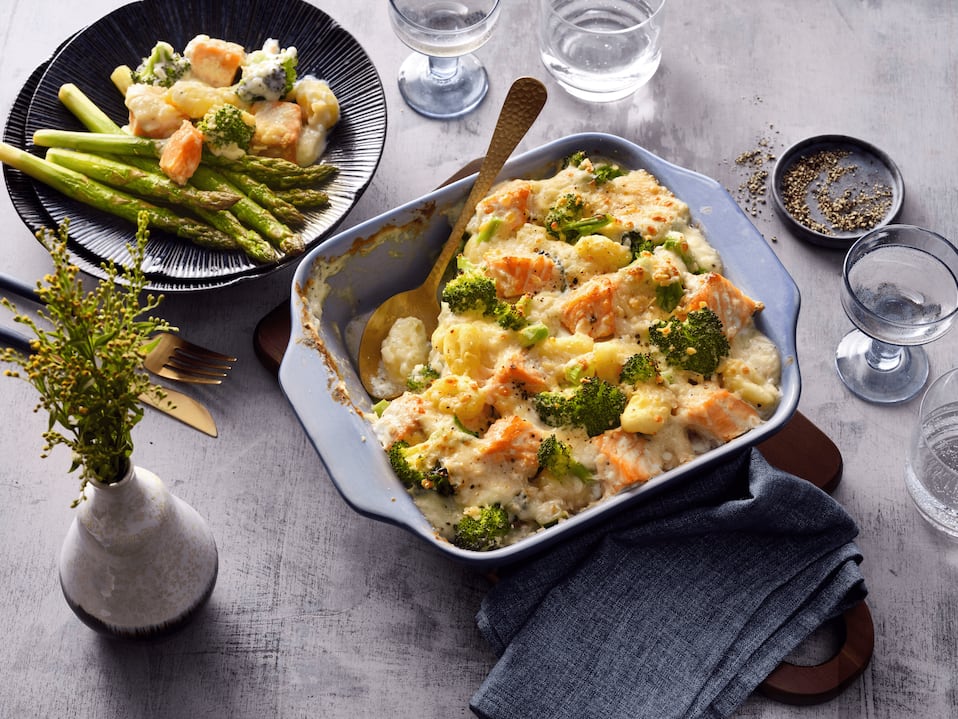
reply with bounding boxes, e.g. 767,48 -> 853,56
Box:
279,132 -> 801,569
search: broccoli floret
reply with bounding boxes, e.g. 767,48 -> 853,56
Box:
387,440 -> 421,488
196,104 -> 256,158
648,307 -> 730,377
441,261 -> 499,316
441,258 -> 529,331
537,435 -> 592,482
662,231 -> 702,273
619,353 -> 659,384
564,150 -> 587,168
560,151 -> 625,185
492,302 -> 528,331
421,463 -> 452,495
386,440 -> 452,495
592,163 -> 626,185
236,44 -> 298,102
406,364 -> 440,392
544,193 -> 612,243
532,389 -> 575,428
621,230 -> 655,260
132,41 -> 190,87
655,281 -> 684,312
572,376 -> 628,436
533,376 -> 627,437
453,504 -> 512,551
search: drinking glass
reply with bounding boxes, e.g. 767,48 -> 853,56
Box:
538,0 -> 666,103
836,225 -> 958,404
388,0 -> 501,119
906,368 -> 958,539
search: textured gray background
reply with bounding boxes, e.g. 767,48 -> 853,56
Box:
1,1 -> 956,717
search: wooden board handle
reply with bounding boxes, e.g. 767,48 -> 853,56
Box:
759,601 -> 874,705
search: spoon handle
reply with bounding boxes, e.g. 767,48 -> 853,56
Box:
424,77 -> 548,290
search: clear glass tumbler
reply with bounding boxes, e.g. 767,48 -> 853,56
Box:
538,0 -> 666,102
906,368 -> 958,539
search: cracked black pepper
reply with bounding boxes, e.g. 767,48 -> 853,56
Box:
780,149 -> 893,235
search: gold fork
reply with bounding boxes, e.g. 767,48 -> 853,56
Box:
142,331 -> 235,385
0,272 -> 235,385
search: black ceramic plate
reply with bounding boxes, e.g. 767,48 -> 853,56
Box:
14,0 -> 386,291
3,62 -> 58,242
771,134 -> 903,250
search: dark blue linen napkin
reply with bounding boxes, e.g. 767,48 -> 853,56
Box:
470,447 -> 867,719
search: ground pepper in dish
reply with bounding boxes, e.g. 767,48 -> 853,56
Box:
780,149 -> 894,235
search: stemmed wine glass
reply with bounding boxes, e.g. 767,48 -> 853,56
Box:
836,224 -> 958,404
388,0 -> 501,119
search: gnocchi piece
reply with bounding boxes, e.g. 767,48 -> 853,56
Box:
124,84 -> 188,138
166,80 -> 244,119
435,321 -> 504,378
294,77 -> 340,130
620,384 -> 675,436
574,234 -> 632,274
423,375 -> 485,421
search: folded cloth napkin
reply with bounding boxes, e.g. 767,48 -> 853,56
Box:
470,447 -> 867,719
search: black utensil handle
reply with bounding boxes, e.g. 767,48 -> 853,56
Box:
0,326 -> 35,354
0,272 -> 42,304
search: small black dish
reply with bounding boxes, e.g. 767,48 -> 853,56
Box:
771,134 -> 904,249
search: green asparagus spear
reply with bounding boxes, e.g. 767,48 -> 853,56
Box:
190,167 -> 304,256
274,187 -> 330,209
83,152 -> 278,263
191,205 -> 282,264
218,168 -> 305,225
199,152 -> 338,188
45,148 -> 241,211
0,141 -> 236,250
33,129 -> 161,157
34,129 -> 337,188
58,83 -> 124,133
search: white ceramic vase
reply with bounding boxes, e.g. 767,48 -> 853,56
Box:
58,463 -> 218,639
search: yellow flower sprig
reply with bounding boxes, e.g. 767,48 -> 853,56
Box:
2,213 -> 173,500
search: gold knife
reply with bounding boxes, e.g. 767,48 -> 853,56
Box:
1,327 -> 218,437
140,386 -> 218,438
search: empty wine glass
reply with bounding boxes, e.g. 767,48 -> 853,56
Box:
388,0 -> 501,119
836,224 -> 958,404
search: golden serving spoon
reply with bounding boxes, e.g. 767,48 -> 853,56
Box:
358,76 -> 548,397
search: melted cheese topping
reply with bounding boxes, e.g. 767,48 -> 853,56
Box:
371,156 -> 782,549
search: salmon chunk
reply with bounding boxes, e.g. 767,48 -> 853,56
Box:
488,352 -> 550,401
184,35 -> 246,87
480,415 -> 542,479
475,181 -> 532,235
251,100 -> 304,161
682,272 -> 763,340
561,276 -> 616,339
677,385 -> 761,442
487,253 -> 560,298
158,119 -> 204,185
593,428 -> 659,493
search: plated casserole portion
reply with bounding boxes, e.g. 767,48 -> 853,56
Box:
369,152 -> 782,551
